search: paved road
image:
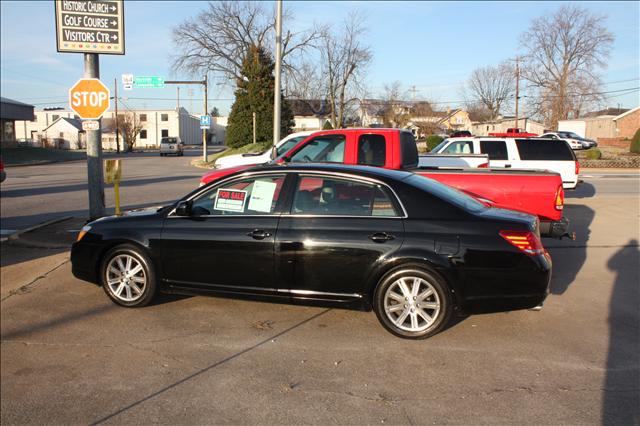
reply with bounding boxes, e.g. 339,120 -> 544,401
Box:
0,166 -> 638,424
0,147 -> 223,233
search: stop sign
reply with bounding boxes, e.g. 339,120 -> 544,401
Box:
68,78 -> 110,120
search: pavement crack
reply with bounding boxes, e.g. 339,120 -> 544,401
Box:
0,259 -> 70,302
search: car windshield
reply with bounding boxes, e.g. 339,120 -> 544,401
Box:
559,132 -> 581,139
274,136 -> 306,158
405,174 -> 487,213
161,137 -> 178,144
431,139 -> 450,153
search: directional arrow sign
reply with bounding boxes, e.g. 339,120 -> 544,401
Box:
55,0 -> 124,55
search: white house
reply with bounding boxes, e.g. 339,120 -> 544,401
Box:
41,117 -> 85,149
471,116 -> 545,136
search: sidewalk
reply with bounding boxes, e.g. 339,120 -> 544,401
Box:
0,217 -> 85,300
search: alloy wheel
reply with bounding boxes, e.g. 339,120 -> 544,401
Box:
383,276 -> 441,332
105,254 -> 147,302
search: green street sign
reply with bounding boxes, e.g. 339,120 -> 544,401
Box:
133,76 -> 164,88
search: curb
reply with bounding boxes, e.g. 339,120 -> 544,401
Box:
190,158 -> 216,170
4,159 -> 86,168
2,216 -> 74,243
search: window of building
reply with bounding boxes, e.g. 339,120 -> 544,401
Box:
140,130 -> 147,139
52,115 -> 59,121
161,113 -> 168,122
161,129 -> 169,138
59,132 -> 64,138
140,114 -> 147,122
292,176 -> 399,217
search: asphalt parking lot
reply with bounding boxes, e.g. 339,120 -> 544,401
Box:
1,162 -> 638,424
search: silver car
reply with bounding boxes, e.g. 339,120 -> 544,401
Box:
160,137 -> 184,156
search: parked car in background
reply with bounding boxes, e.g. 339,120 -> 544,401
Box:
159,137 -> 184,156
449,130 -> 472,138
201,129 -> 570,238
539,131 -> 598,150
214,131 -> 316,169
488,128 -> 538,137
0,157 -> 5,183
431,136 -> 580,189
71,163 -> 552,339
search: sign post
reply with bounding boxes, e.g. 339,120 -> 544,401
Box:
104,159 -> 122,215
56,0 -> 124,220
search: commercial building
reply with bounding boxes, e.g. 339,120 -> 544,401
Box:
0,97 -> 35,147
558,107 -> 640,141
14,107 -> 210,149
471,116 -> 545,136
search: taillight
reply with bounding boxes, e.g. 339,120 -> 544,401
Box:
478,162 -> 489,168
575,160 -> 580,175
499,230 -> 545,256
554,185 -> 564,211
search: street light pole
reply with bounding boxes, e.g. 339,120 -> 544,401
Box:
84,53 -> 105,220
272,0 -> 283,150
203,74 -> 208,162
114,77 -> 120,154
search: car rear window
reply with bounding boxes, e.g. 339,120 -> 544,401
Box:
400,131 -> 418,168
515,139 -> 576,161
405,174 -> 487,214
480,140 -> 508,160
161,137 -> 178,144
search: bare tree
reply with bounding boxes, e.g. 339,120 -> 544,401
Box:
322,12 -> 372,129
465,101 -> 493,122
379,81 -> 410,128
172,1 -> 322,83
117,113 -> 144,152
520,5 -> 614,128
465,62 -> 515,120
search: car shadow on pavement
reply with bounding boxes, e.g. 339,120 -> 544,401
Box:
602,240 -> 640,425
545,204 -> 595,295
0,175 -> 197,198
567,181 -> 596,199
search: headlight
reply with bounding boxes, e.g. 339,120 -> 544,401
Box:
76,225 -> 91,242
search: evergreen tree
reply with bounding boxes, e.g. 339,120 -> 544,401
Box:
226,45 -> 294,148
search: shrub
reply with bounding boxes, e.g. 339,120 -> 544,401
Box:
630,128 -> 640,154
585,148 -> 602,160
426,135 -> 444,152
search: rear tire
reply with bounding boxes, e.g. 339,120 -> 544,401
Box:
373,266 -> 452,339
100,244 -> 157,307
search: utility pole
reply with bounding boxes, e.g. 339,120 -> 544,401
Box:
84,53 -> 105,220
177,86 -> 180,110
272,0 -> 283,149
114,78 -> 120,154
514,57 -> 520,130
409,85 -> 418,102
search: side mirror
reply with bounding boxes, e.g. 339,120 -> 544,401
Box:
175,200 -> 191,216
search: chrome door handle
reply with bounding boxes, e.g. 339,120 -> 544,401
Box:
370,232 -> 395,243
247,229 -> 272,240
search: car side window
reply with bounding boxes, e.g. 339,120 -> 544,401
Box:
292,175 -> 399,217
190,175 -> 285,216
443,141 -> 473,154
357,134 -> 387,166
289,135 -> 345,163
480,140 -> 508,160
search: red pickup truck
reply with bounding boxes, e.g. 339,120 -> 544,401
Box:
488,127 -> 538,137
201,129 -> 569,238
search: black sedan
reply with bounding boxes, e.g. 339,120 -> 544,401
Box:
71,164 -> 552,339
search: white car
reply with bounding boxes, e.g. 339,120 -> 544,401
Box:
432,136 -> 579,189
214,131 -> 316,169
539,132 -> 598,150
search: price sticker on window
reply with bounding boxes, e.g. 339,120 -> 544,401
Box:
214,189 -> 247,212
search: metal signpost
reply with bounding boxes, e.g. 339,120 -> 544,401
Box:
56,0 -> 124,220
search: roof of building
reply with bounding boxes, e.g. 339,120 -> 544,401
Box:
0,97 -> 35,120
0,97 -> 34,107
43,117 -> 83,132
582,107 -> 629,118
613,106 -> 639,121
288,99 -> 329,117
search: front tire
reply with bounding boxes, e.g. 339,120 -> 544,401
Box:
100,244 -> 157,307
373,266 -> 452,339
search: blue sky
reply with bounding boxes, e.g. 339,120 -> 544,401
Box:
1,1 -> 638,116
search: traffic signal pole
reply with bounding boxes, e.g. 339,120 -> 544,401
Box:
84,53 -> 106,220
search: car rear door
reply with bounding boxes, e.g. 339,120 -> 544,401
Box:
275,173 -> 404,303
478,139 -> 513,168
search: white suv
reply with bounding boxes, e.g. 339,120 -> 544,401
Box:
433,137 -> 580,189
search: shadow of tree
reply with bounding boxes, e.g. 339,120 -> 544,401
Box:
602,240 -> 640,425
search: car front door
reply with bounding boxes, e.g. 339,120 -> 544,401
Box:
275,173 -> 404,304
160,173 -> 289,296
